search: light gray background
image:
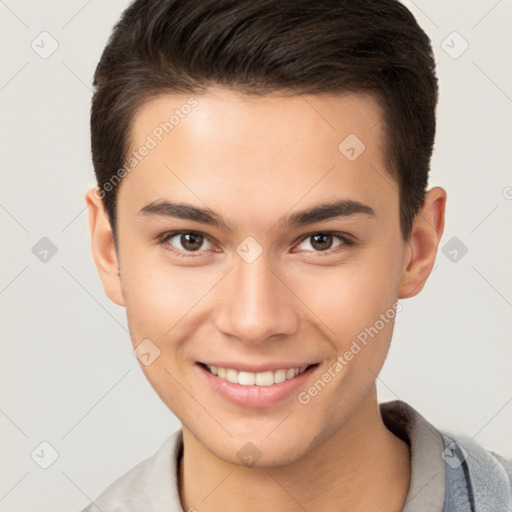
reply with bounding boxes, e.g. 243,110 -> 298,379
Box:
1,1 -> 511,510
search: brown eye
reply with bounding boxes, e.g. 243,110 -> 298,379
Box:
161,231 -> 214,254
295,232 -> 351,253
180,232 -> 204,251
309,233 -> 334,251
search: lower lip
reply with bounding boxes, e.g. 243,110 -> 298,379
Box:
197,364 -> 319,408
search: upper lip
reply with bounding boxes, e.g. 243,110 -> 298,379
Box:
198,361 -> 318,373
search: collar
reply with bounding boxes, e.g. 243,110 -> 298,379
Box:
380,399 -> 446,511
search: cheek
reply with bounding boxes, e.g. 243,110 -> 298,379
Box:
293,258 -> 399,340
120,252 -> 222,345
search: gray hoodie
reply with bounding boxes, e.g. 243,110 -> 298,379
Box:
80,400 -> 512,512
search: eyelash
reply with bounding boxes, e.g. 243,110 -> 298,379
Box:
157,230 -> 356,258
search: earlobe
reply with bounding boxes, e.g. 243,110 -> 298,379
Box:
85,188 -> 125,307
398,187 -> 447,299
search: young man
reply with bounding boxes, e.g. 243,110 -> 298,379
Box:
82,1 -> 512,511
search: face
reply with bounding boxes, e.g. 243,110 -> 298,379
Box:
89,88 -> 429,466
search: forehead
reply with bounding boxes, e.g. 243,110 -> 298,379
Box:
120,88 -> 396,225
130,88 -> 384,152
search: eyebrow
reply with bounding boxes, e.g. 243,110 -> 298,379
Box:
137,198 -> 375,231
280,199 -> 375,229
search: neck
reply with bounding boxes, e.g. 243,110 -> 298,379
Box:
179,387 -> 411,512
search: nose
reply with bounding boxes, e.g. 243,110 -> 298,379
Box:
214,253 -> 299,345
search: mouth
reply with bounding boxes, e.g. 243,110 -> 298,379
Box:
196,361 -> 320,407
200,363 -> 314,386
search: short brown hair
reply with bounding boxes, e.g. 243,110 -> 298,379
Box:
91,0 -> 438,243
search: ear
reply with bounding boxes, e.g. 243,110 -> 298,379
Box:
85,187 -> 125,306
399,187 -> 447,299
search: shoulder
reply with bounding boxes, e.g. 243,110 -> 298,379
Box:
439,429 -> 512,510
79,430 -> 184,512
380,400 -> 512,511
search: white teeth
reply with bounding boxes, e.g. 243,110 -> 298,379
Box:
274,369 -> 287,384
255,371 -> 274,386
226,368 -> 238,384
206,364 -> 309,386
238,371 -> 256,386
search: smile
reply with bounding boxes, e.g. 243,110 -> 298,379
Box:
197,362 -> 320,407
205,364 -> 309,386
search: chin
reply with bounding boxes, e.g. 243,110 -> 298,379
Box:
190,416 -> 326,468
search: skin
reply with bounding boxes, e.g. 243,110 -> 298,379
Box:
86,87 -> 446,512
